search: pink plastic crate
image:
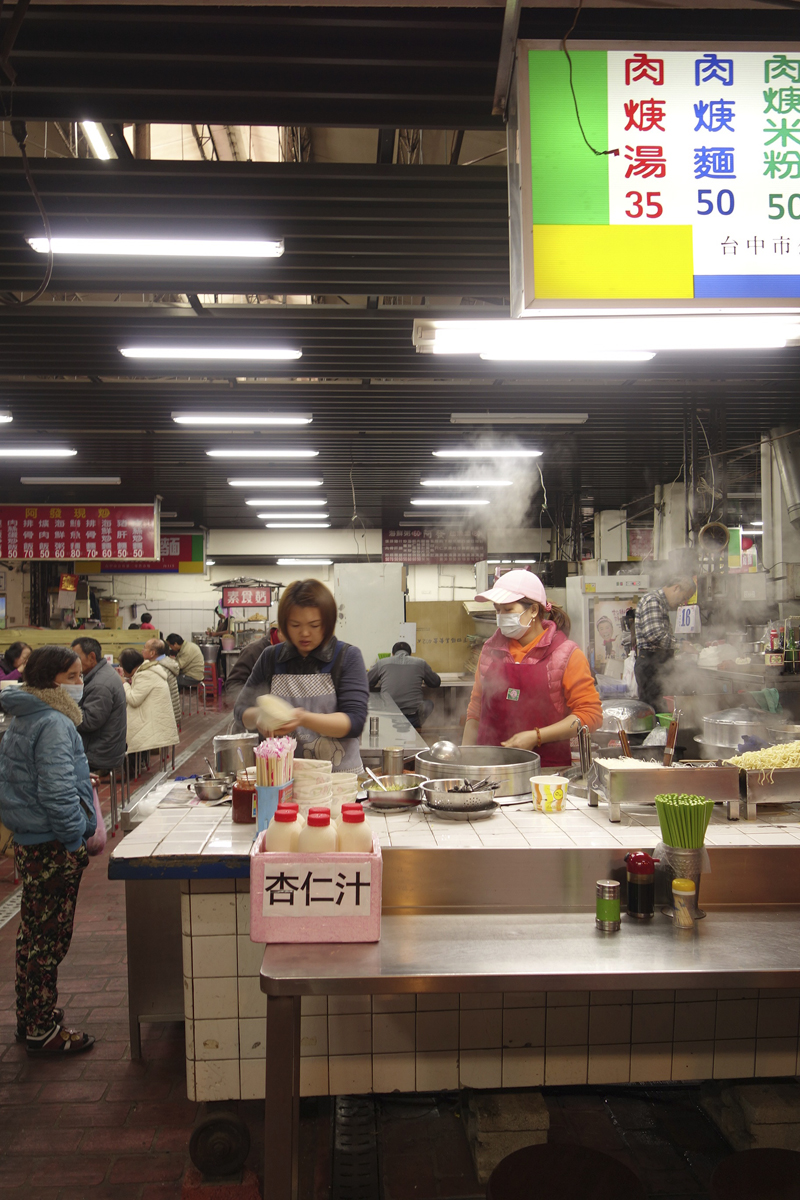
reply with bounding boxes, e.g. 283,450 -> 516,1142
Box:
249,832 -> 382,944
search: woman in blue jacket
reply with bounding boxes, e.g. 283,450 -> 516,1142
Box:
0,645 -> 97,1055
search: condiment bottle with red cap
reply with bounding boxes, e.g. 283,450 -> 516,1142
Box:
625,850 -> 659,919
264,807 -> 300,852
337,806 -> 373,853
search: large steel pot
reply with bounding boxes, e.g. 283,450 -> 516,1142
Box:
702,707 -> 769,749
415,745 -> 540,798
213,732 -> 259,774
201,642 -> 220,664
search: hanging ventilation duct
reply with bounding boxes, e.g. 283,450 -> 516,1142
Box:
771,425 -> 800,527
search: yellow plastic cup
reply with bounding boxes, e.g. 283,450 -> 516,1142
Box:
530,774 -> 569,812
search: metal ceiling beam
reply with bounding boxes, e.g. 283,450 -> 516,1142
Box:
492,0 -> 521,118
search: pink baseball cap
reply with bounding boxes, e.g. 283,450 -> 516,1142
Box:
475,569 -> 551,610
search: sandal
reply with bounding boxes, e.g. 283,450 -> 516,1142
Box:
16,1008 -> 64,1043
26,1025 -> 95,1055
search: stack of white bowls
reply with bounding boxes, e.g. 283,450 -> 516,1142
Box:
292,759 -> 333,814
329,771 -> 359,817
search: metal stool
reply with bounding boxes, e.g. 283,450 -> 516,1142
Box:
93,759 -> 128,835
159,744 -> 176,772
486,1145 -> 646,1200
181,681 -> 207,716
710,1147 -> 800,1199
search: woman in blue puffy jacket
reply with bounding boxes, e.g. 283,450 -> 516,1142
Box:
0,645 -> 97,1055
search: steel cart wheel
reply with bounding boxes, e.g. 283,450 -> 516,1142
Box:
189,1112 -> 250,1177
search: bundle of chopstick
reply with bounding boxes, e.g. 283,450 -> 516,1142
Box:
654,793 -> 714,849
254,736 -> 296,787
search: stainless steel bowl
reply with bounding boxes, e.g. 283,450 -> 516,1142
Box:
599,699 -> 656,735
365,773 -> 428,807
415,746 -> 540,798
193,775 -> 231,802
421,778 -> 496,812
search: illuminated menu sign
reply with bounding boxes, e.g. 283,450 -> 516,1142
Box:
0,505 -> 157,561
515,42 -> 800,305
222,586 -> 271,608
382,529 -> 488,564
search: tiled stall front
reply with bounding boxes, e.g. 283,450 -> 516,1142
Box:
181,878 -> 800,1102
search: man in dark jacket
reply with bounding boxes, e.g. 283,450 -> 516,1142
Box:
223,635 -> 271,730
367,641 -> 441,728
70,637 -> 128,771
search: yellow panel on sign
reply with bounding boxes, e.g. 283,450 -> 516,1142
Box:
533,225 -> 694,299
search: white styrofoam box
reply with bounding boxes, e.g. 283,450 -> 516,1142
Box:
250,831 -> 381,943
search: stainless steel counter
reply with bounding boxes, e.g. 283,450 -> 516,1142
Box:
359,691 -> 428,767
260,907 -> 800,1199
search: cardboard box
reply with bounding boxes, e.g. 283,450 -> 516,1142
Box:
406,600 -> 477,673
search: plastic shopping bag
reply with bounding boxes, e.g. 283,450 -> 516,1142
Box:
85,786 -> 107,857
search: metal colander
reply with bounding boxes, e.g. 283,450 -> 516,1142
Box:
421,778 -> 496,812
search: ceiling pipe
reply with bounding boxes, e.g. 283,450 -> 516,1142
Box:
770,425 -> 800,527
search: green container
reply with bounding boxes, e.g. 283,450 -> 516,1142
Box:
656,712 -> 673,727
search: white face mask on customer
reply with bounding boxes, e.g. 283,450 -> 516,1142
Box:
496,609 -> 533,640
60,683 -> 84,702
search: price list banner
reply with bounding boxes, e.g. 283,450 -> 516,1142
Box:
0,504 -> 157,561
519,43 -> 800,301
382,528 -> 488,564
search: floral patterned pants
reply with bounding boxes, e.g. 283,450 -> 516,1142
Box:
15,840 -> 88,1039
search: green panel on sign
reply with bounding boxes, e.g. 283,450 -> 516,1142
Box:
191,534 -> 204,562
529,49 -> 609,226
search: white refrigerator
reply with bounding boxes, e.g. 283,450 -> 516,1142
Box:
333,563 -> 405,668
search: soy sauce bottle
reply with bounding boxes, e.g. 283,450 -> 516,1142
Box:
625,850 -> 659,919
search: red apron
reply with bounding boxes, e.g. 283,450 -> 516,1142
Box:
476,622 -> 577,768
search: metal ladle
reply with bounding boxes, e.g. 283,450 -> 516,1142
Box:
430,739 -> 462,764
364,766 -> 388,792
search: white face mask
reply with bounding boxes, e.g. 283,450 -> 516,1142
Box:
496,609 -> 533,640
61,682 -> 84,702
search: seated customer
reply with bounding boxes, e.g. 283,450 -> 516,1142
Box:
0,641 -> 31,682
70,637 -> 127,773
142,638 -> 181,725
119,648 -> 179,756
367,641 -> 441,728
165,634 -> 205,691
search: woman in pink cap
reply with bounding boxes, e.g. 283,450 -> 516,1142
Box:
463,569 -> 601,768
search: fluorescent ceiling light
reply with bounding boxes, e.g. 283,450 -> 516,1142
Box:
416,316 -> 798,356
119,346 -> 301,361
162,521 -> 196,527
20,475 -> 120,485
0,411 -> 12,423
410,498 -> 490,507
513,559 -> 539,564
229,478 -> 323,488
450,412 -> 588,425
277,558 -> 333,565
398,520 -> 460,528
246,498 -> 326,507
403,512 -> 464,519
257,512 -> 329,520
206,559 -> 216,566
265,522 -> 330,529
420,478 -> 512,488
433,449 -> 542,460
160,511 -> 178,518
207,449 -> 318,459
30,236 -> 283,258
481,350 -> 653,363
80,121 -> 116,161
752,520 -> 764,526
2,448 -> 77,458
741,529 -> 763,535
172,412 -> 310,426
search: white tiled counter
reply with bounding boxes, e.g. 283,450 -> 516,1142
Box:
110,786 -> 800,1102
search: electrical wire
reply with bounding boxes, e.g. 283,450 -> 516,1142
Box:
0,120 -> 53,306
349,459 -> 370,563
560,0 -> 619,159
695,413 -> 716,517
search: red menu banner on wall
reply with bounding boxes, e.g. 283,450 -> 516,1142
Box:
0,505 -> 157,561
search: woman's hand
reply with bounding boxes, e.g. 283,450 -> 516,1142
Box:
502,729 -> 540,752
89,773 -> 100,787
259,707 -> 306,736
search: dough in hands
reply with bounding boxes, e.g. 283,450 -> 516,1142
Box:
256,692 -> 295,729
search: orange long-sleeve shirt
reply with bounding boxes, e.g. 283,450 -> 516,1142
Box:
467,632 -> 602,731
